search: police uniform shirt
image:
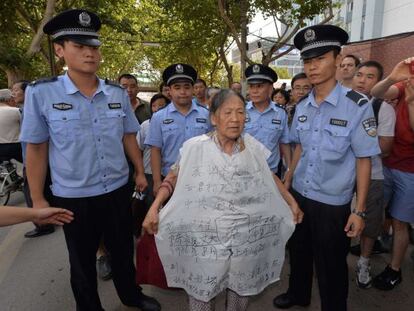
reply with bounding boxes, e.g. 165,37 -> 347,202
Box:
289,83 -> 381,205
145,101 -> 211,176
20,73 -> 140,198
244,101 -> 290,172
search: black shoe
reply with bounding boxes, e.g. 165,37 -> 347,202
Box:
273,293 -> 309,309
24,226 -> 54,238
373,265 -> 402,290
135,292 -> 161,311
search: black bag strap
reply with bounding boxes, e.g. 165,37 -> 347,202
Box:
372,98 -> 383,124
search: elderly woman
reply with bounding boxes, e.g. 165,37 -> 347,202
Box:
143,89 -> 302,311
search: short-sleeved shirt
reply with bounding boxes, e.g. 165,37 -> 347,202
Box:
145,101 -> 211,176
20,73 -> 140,198
137,119 -> 151,175
0,104 -> 21,143
383,82 -> 414,173
371,100 -> 395,180
244,101 -> 290,172
290,83 -> 381,205
134,98 -> 151,124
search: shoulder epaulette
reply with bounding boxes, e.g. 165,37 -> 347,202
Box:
105,79 -> 123,88
29,76 -> 57,86
196,103 -> 209,110
346,90 -> 369,106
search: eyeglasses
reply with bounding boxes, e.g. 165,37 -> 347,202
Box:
293,86 -> 311,91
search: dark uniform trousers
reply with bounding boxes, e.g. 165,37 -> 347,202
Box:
287,188 -> 351,311
55,184 -> 141,311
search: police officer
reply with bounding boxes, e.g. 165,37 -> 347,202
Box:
145,63 -> 211,194
244,64 -> 291,175
273,25 -> 380,311
20,9 -> 160,311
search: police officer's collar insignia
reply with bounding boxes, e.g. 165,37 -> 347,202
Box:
298,115 -> 307,122
304,29 -> 316,42
175,64 -> 184,73
79,12 -> 91,27
245,113 -> 250,123
163,118 -> 174,124
329,118 -> 348,127
362,117 -> 377,137
108,103 -> 121,109
53,103 -> 72,110
252,65 -> 260,73
272,119 -> 281,125
196,118 -> 206,123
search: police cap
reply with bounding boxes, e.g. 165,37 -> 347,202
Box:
43,9 -> 101,47
294,25 -> 348,60
162,63 -> 197,86
245,64 -> 278,84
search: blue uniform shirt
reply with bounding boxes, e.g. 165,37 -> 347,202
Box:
20,73 -> 140,198
145,101 -> 211,176
290,83 -> 381,205
244,101 -> 290,172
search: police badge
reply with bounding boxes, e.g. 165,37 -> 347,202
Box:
175,64 -> 184,73
304,29 -> 316,42
252,65 -> 260,73
79,11 -> 91,27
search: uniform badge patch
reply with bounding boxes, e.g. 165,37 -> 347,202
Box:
329,118 -> 348,127
53,103 -> 72,110
272,119 -> 281,125
362,117 -> 377,137
78,12 -> 91,27
298,115 -> 307,122
196,118 -> 207,123
163,119 -> 174,124
175,64 -> 184,73
108,103 -> 121,109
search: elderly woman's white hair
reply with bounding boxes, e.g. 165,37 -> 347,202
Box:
0,89 -> 12,102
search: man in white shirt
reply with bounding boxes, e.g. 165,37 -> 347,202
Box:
0,89 -> 22,162
351,61 -> 396,288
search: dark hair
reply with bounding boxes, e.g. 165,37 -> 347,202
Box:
15,80 -> 30,92
195,78 -> 207,87
118,73 -> 138,84
209,89 -> 245,116
272,88 -> 290,103
357,60 -> 384,81
291,73 -> 308,88
343,54 -> 361,66
149,93 -> 169,116
53,38 -> 69,47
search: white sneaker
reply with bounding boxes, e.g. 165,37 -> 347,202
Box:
356,259 -> 372,289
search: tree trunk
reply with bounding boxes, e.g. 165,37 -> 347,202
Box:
239,0 -> 249,95
4,68 -> 24,87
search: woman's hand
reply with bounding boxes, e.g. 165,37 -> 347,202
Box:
143,205 -> 160,235
289,200 -> 304,225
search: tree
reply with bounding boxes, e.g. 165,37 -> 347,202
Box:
217,0 -> 337,79
0,0 -> 148,87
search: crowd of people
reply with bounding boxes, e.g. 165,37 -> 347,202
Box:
0,7 -> 414,311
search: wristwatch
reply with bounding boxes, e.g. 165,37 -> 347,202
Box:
352,208 -> 366,220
